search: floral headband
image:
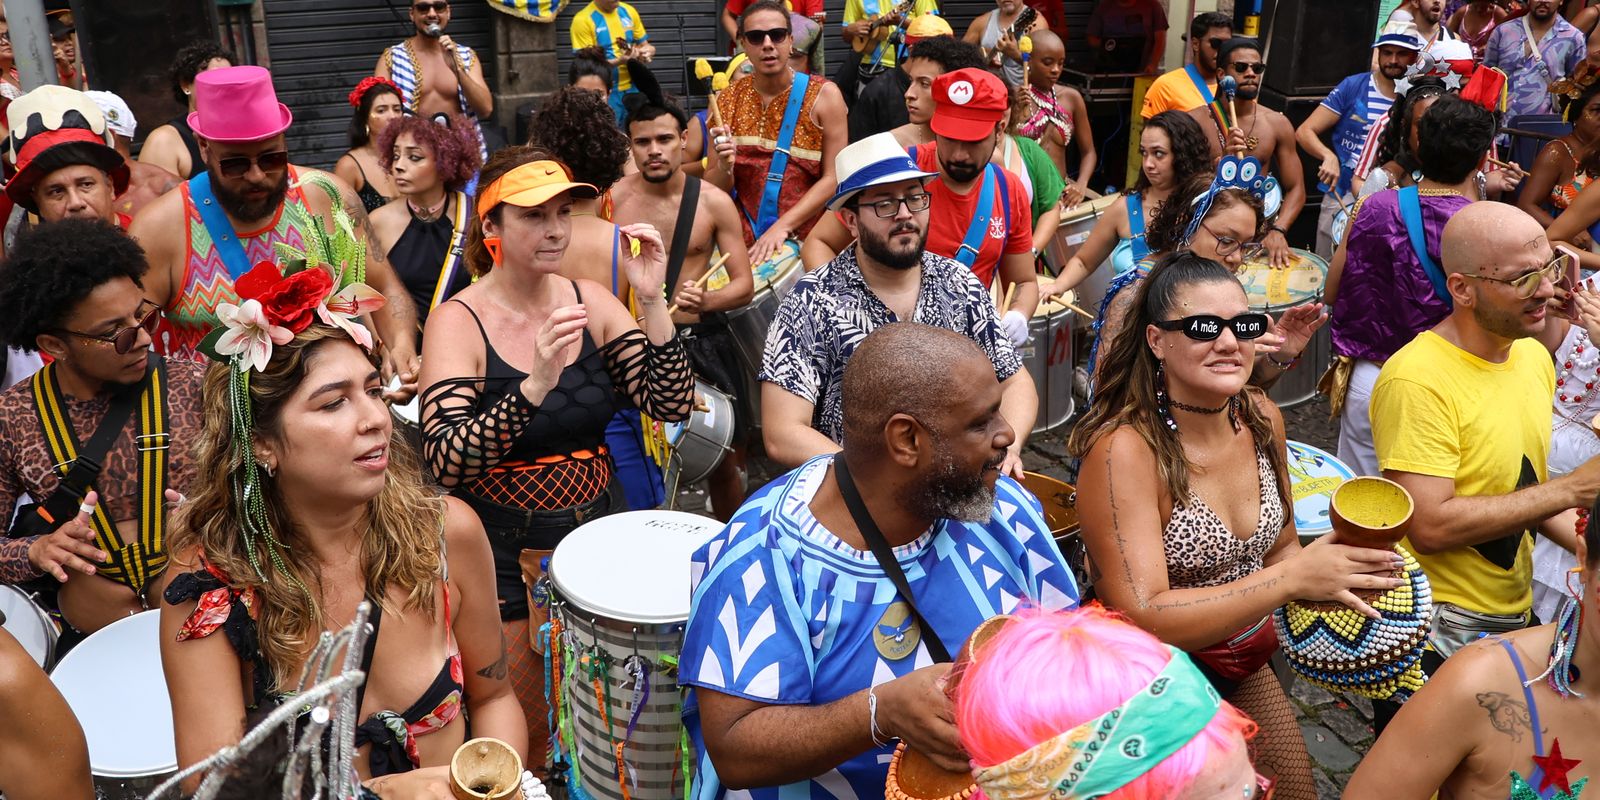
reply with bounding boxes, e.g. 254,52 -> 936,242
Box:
197,172 -> 385,582
349,76 -> 401,108
1182,155 -> 1277,244
971,646 -> 1221,800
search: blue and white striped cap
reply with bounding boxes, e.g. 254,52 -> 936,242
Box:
828,132 -> 938,211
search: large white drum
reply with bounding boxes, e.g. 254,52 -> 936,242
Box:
1236,248 -> 1331,409
550,511 -> 723,800
0,585 -> 57,668
52,610 -> 175,799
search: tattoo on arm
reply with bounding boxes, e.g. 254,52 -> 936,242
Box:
1477,691 -> 1542,743
342,191 -> 389,264
476,631 -> 510,680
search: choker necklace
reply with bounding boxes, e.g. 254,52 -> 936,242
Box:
409,194 -> 447,222
1169,398 -> 1227,414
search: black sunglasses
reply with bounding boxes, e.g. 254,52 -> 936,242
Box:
55,301 -> 162,354
217,150 -> 289,179
1231,62 -> 1266,74
743,27 -> 790,45
1153,312 -> 1271,342
414,1 -> 449,12
1208,36 -> 1227,50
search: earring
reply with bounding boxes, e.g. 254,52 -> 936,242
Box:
484,235 -> 503,266
1155,361 -> 1178,433
260,460 -> 276,478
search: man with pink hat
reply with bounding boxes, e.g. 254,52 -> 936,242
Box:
128,66 -> 420,395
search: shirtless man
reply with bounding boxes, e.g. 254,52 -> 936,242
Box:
612,98 -> 755,520
1188,37 -> 1304,268
376,1 -> 494,123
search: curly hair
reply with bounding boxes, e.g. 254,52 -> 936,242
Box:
569,46 -> 613,90
347,82 -> 402,149
466,145 -> 557,277
906,35 -> 988,72
0,219 -> 148,352
528,86 -> 629,191
169,40 -> 236,106
167,325 -> 446,692
1373,77 -> 1446,177
1145,172 -> 1265,255
1133,111 -> 1211,195
377,113 -> 484,193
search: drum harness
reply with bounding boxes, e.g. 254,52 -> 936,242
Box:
16,357 -> 170,601
908,145 -> 1013,273
640,176 -> 705,475
426,189 -> 473,314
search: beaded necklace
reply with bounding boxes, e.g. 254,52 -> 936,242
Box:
1557,328 -> 1600,415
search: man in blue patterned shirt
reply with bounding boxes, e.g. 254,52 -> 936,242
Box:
758,132 -> 1036,478
681,323 -> 1079,800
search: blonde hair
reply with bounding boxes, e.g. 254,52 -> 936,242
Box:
168,325 -> 445,691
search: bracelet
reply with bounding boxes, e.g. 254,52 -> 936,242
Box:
1267,351 -> 1299,370
1267,225 -> 1287,235
867,685 -> 890,747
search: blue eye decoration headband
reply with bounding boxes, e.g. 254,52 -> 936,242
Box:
1182,154 -> 1277,245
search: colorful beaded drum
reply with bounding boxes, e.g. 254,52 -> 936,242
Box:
1273,477 -> 1433,701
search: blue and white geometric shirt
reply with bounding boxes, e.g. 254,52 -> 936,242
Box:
679,455 -> 1080,800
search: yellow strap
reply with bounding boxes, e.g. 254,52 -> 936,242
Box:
430,191 -> 471,311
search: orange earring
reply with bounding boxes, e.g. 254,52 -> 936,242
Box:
484,236 -> 503,266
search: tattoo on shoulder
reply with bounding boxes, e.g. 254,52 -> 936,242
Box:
476,631 -> 510,680
1477,691 -> 1543,743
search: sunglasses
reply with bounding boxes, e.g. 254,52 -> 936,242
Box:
55,301 -> 162,354
1208,36 -> 1227,50
1153,312 -> 1271,342
743,27 -> 790,45
1230,62 -> 1266,75
413,1 -> 449,12
1462,251 -> 1570,299
854,192 -> 932,218
217,150 -> 290,179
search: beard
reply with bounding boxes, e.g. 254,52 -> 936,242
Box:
900,438 -> 1001,524
1236,86 -> 1259,101
213,170 -> 289,222
641,163 -> 675,184
1470,291 -> 1543,341
858,217 -> 925,270
941,157 -> 983,185
1379,61 -> 1409,79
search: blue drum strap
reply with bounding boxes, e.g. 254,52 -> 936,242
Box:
756,72 -> 811,239
188,173 -> 252,280
955,165 -> 999,268
1125,191 -> 1149,261
1185,64 -> 1215,105
1397,185 -> 1451,307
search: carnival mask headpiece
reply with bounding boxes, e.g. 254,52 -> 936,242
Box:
970,645 -> 1222,800
1552,61 -> 1600,121
1394,40 -> 1476,96
1182,154 -> 1277,244
196,173 -> 385,582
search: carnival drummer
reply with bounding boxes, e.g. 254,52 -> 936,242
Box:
759,133 -> 1037,477
0,219 -> 204,634
611,95 -> 754,521
682,323 -> 1079,800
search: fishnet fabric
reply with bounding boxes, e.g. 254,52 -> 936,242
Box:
1232,666 -> 1315,800
422,330 -> 692,494
475,450 -> 614,510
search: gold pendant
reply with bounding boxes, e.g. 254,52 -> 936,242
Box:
1246,136 -> 1259,152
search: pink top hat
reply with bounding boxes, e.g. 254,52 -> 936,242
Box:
187,65 -> 293,143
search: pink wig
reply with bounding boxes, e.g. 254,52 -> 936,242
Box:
955,606 -> 1257,800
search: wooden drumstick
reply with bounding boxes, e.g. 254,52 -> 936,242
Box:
1047,292 -> 1094,319
1487,156 -> 1516,171
1000,281 -> 1018,314
666,251 -> 734,315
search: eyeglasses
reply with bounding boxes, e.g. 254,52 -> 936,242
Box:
853,192 -> 932,218
217,150 -> 290,179
1153,312 -> 1271,342
54,301 -> 162,354
1462,252 -> 1569,299
1199,222 -> 1267,260
1230,62 -> 1267,75
413,1 -> 449,12
743,27 -> 790,45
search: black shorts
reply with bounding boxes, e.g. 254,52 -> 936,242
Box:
678,320 -> 752,442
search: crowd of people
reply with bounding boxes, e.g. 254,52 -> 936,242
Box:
4,0 -> 1600,798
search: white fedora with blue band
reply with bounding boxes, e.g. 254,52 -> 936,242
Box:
828,132 -> 939,212
1374,19 -> 1424,51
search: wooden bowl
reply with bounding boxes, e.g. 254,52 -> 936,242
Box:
450,738 -> 523,800
1329,476 -> 1414,550
886,615 -> 1012,800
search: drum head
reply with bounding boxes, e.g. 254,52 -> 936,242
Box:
1286,440 -> 1355,541
0,586 -> 54,667
52,611 -> 175,778
387,377 -> 420,426
551,511 -> 723,624
1238,249 -> 1328,309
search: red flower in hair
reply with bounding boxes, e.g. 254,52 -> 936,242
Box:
256,268 -> 335,333
349,76 -> 401,108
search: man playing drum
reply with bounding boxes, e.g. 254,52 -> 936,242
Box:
759,133 -> 1038,478
706,0 -> 849,268
612,96 -> 755,521
682,322 -> 1079,800
0,220 -> 204,635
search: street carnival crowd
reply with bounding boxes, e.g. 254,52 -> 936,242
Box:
11,0 -> 1600,798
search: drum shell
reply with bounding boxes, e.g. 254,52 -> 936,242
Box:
1044,195 -> 1119,329
1021,304 -> 1075,433
725,245 -> 803,429
0,584 -> 58,669
666,381 -> 736,485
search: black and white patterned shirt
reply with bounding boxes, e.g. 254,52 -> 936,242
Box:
758,244 -> 1023,442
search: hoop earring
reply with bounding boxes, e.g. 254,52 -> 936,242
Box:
1155,361 -> 1177,433
484,236 -> 503,266
260,460 -> 276,478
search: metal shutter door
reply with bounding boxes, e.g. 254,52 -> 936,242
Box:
262,0 -> 496,170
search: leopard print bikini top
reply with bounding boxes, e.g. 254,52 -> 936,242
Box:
1161,447 -> 1285,590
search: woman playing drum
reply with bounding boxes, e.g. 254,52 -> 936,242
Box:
419,146 -> 694,762
161,278 -> 524,783
369,113 -> 483,328
1070,253 -> 1406,800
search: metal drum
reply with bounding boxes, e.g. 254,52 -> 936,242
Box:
725,240 -> 802,428
663,381 -> 736,486
1044,195 -> 1120,327
0,585 -> 58,668
52,610 -> 175,800
549,511 -> 723,800
1236,248 -> 1330,409
1021,297 -> 1075,433
1285,440 -> 1356,546
1019,471 -> 1090,600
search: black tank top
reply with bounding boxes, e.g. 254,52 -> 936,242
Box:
454,288 -> 623,461
170,114 -> 206,179
393,207 -> 469,322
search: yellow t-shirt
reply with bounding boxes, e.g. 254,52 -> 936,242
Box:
570,1 -> 649,92
1139,66 -> 1212,119
842,0 -> 938,69
1371,331 -> 1555,617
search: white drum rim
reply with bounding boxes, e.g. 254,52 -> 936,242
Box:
0,584 -> 55,668
550,510 -> 723,625
52,610 -> 177,776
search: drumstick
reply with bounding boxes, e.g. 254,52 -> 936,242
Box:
1000,281 -> 1018,314
1047,292 -> 1094,318
666,251 -> 734,315
1486,156 -> 1518,171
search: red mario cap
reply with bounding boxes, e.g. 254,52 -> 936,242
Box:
931,68 -> 1008,142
